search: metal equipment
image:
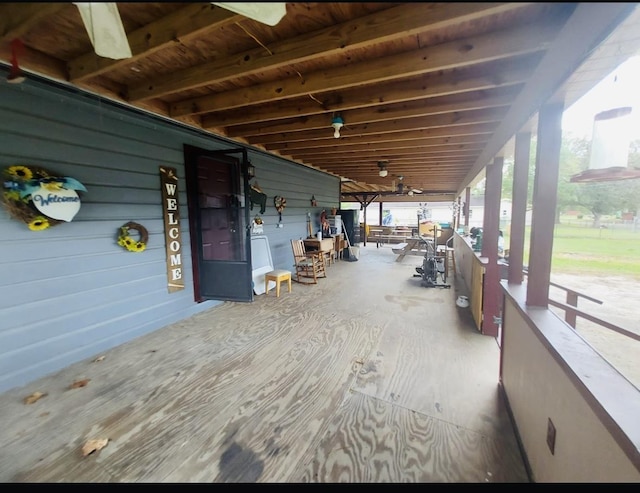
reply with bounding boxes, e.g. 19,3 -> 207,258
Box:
413,226 -> 450,288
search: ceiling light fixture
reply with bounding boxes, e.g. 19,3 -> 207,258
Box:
377,161 -> 388,177
331,115 -> 344,139
246,160 -> 256,179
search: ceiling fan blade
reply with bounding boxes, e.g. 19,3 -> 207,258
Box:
212,3 -> 287,26
74,3 -> 132,60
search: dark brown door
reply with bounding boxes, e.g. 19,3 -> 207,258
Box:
184,145 -> 253,302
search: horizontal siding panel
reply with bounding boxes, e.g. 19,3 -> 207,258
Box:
0,297 -> 221,392
0,260 -> 168,313
0,217 -> 183,246
0,279 -> 194,355
75,185 -> 187,205
0,239 -> 192,288
1,134 -> 179,180
0,281 -> 166,352
0,111 -> 185,164
0,87 -> 196,156
0,225 -> 170,262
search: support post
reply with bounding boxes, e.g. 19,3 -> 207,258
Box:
481,156 -> 503,337
508,131 -> 532,285
527,102 -> 564,307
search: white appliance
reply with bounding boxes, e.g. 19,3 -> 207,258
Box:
327,215 -> 341,235
251,235 -> 275,295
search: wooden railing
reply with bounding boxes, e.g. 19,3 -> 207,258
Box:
523,269 -> 640,342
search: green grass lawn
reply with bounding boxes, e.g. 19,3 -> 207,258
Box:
508,221 -> 640,279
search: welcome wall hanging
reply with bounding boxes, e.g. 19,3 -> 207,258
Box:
1,165 -> 87,230
159,166 -> 184,293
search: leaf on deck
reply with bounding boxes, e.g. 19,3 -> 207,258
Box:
24,391 -> 48,404
92,355 -> 106,363
81,438 -> 109,457
70,378 -> 91,389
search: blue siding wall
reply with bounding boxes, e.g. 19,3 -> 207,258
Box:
0,73 -> 339,393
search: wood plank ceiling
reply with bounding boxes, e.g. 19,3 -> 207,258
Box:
1,3 -> 637,203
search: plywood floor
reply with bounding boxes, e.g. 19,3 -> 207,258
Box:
0,243 -> 530,482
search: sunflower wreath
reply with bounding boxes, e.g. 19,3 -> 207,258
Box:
117,221 -> 149,253
1,164 -> 87,231
274,195 -> 286,213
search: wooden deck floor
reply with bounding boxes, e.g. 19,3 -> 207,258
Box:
0,244 -> 530,482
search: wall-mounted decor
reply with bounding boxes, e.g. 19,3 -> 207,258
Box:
310,195 -> 317,207
159,166 -> 184,293
1,164 -> 87,230
117,221 -> 148,252
251,215 -> 264,235
249,181 -> 267,214
274,195 -> 286,227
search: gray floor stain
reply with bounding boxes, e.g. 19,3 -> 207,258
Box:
361,361 -> 378,374
218,442 -> 264,482
385,295 -> 443,311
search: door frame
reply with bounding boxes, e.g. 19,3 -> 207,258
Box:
183,144 -> 253,302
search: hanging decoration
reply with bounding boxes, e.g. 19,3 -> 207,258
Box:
274,195 -> 286,226
2,164 -> 87,231
159,166 -> 184,292
249,181 -> 267,214
251,214 -> 264,235
7,39 -> 26,84
117,221 -> 148,252
306,211 -> 313,238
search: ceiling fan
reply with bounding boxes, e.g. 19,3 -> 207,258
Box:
392,175 -> 423,196
73,2 -> 288,60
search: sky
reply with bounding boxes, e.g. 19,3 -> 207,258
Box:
562,55 -> 640,140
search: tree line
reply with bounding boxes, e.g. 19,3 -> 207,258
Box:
494,137 -> 640,227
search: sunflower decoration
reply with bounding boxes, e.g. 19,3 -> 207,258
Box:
117,222 -> 149,253
2,164 -> 87,231
28,216 -> 51,232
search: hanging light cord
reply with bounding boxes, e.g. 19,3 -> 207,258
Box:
236,22 -> 324,108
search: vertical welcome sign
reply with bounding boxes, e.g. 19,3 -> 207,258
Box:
159,166 -> 185,293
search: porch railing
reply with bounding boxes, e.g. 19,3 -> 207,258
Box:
523,269 -> 640,342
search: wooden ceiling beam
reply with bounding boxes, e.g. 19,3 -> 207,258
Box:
249,107 -> 508,145
316,161 -> 480,171
0,3 -> 67,42
349,174 -> 470,186
280,135 -> 490,156
309,152 -> 480,164
200,58 -> 537,129
225,88 -> 519,137
127,2 -> 522,102
340,192 -> 456,202
266,123 -> 497,151
69,4 -> 241,82
291,148 -> 483,161
0,42 -> 66,80
171,16 -> 564,117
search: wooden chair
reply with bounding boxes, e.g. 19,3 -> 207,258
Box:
325,239 -> 336,266
333,234 -> 344,261
291,239 -> 326,283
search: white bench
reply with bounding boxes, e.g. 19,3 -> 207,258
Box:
391,242 -> 409,253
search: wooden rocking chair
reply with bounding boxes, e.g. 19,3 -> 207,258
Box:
291,239 -> 326,284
